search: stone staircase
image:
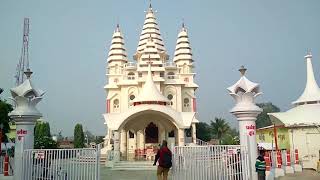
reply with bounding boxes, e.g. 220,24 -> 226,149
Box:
111,161 -> 157,171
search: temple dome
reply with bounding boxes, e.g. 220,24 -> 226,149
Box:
133,64 -> 170,105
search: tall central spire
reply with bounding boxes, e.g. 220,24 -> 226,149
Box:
293,52 -> 320,105
136,3 -> 166,54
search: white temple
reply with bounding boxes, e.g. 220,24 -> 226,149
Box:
269,52 -> 320,169
102,4 -> 199,161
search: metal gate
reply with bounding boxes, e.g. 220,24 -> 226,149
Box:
172,145 -> 250,180
22,145 -> 101,180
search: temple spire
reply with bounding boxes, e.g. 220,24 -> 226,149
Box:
136,4 -> 166,53
107,24 -> 128,62
173,22 -> 193,62
293,52 -> 320,105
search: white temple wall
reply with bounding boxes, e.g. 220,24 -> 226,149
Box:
120,129 -> 127,155
178,129 -> 185,146
288,127 -> 320,170
176,85 -> 182,112
136,130 -> 144,149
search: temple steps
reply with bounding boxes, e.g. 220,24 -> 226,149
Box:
111,161 -> 157,171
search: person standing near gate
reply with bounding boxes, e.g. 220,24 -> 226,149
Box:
255,150 -> 266,180
153,140 -> 172,180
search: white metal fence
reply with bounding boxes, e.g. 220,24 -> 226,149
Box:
172,145 -> 250,180
196,138 -> 210,146
22,145 -> 101,180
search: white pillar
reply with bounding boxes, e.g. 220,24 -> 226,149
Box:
9,70 -> 44,180
228,66 -> 262,180
12,117 -> 39,180
233,112 -> 260,180
113,130 -> 120,162
178,129 -> 185,146
120,129 -> 127,160
192,123 -> 197,144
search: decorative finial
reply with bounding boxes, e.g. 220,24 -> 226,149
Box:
239,65 -> 247,76
24,68 -> 33,79
116,23 -> 120,30
182,18 -> 185,28
305,49 -> 312,58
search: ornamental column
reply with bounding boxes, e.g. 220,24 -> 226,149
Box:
178,129 -> 185,146
113,130 -> 120,162
9,69 -> 44,180
191,123 -> 197,144
227,66 -> 262,180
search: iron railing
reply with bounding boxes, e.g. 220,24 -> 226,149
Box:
172,145 -> 250,180
22,145 -> 101,180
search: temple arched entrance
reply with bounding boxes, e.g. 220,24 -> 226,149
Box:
117,110 -> 179,161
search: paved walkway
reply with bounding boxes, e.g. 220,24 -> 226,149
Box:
100,167 -> 173,180
276,170 -> 320,180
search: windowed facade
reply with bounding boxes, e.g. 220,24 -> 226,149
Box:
184,98 -> 190,107
128,72 -> 135,80
160,72 -> 164,77
129,131 -> 135,138
129,95 -> 135,100
167,72 -> 175,79
167,94 -> 173,105
113,99 -> 119,110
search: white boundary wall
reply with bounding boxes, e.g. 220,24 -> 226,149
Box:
172,145 -> 250,180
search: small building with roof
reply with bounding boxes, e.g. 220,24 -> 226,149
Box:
267,53 -> 320,170
102,4 -> 199,161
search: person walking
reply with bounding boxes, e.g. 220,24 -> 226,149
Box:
153,140 -> 172,180
255,150 -> 266,180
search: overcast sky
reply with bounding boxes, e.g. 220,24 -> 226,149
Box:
1,0 -> 320,136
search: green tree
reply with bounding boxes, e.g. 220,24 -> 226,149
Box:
34,136 -> 57,149
221,128 -> 240,145
74,124 -> 85,148
34,121 -> 57,149
256,102 -> 280,128
0,99 -> 13,143
196,122 -> 212,142
210,117 -> 230,144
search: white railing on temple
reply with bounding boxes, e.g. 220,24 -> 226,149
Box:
124,62 -> 137,69
21,145 -> 101,180
172,145 -> 250,180
196,138 -> 210,146
164,62 -> 176,67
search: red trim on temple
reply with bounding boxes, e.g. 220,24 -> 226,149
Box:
133,101 -> 167,106
107,99 -> 110,113
192,98 -> 197,112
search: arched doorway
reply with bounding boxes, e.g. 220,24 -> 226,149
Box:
145,122 -> 159,143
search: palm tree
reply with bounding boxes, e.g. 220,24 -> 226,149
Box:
210,118 -> 230,144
